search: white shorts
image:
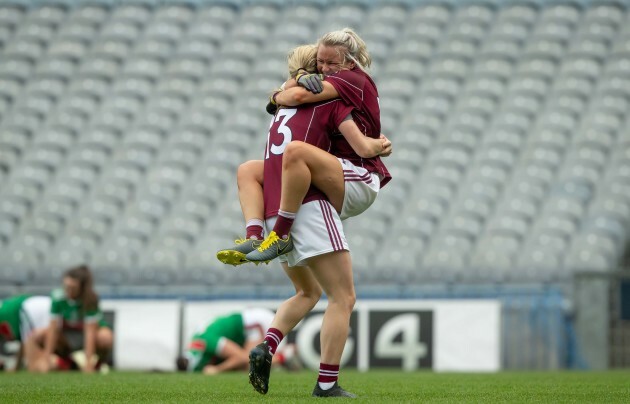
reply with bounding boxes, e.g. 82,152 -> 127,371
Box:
339,158 -> 380,220
266,199 -> 348,267
19,296 -> 51,342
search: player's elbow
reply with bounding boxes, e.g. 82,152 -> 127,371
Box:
356,147 -> 375,159
355,143 -> 379,159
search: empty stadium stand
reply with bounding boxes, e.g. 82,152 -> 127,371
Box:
0,0 -> 629,298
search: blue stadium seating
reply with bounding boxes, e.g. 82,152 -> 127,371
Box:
0,0 -> 629,297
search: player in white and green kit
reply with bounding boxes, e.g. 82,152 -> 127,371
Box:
178,308 -> 299,375
0,294 -> 51,370
0,294 -> 51,343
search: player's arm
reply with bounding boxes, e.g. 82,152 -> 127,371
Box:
83,321 -> 97,373
274,81 -> 339,106
24,328 -> 48,372
338,117 -> 392,158
205,339 -> 249,374
283,78 -> 298,89
43,318 -> 59,371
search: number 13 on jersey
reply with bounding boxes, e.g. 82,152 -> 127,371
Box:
266,108 -> 297,159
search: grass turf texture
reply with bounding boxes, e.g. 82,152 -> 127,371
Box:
1,370 -> 629,403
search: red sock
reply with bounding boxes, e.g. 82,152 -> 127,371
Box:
245,219 -> 264,240
246,225 -> 264,240
263,328 -> 284,355
318,363 -> 339,384
273,210 -> 296,239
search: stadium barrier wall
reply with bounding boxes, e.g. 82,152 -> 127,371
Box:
101,299 -> 501,372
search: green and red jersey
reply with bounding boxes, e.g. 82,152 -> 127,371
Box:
0,294 -> 29,341
185,313 -> 246,372
50,288 -> 102,331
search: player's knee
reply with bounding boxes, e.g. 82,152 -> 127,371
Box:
96,328 -> 114,350
283,141 -> 307,166
346,292 -> 357,312
237,160 -> 263,185
333,291 -> 356,314
297,284 -> 323,306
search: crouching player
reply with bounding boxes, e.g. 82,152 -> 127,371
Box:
176,307 -> 300,375
32,265 -> 113,373
0,294 -> 51,371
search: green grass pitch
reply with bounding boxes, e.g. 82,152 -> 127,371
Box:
1,370 -> 629,403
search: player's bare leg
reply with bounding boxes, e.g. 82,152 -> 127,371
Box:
237,160 -> 265,225
249,263 -> 322,394
280,141 -> 345,214
25,328 -> 58,373
309,250 -> 357,398
246,142 -> 344,263
217,160 -> 266,265
95,326 -> 113,370
272,263 -> 322,331
309,251 -> 354,364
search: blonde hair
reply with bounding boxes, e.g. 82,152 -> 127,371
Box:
317,27 -> 372,72
287,44 -> 318,79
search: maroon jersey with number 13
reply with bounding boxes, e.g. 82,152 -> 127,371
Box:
263,99 -> 354,219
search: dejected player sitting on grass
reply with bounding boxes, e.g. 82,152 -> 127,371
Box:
176,307 -> 300,375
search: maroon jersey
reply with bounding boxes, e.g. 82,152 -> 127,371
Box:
325,68 -> 392,187
263,99 -> 354,219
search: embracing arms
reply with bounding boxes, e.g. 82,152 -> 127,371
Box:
271,78 -> 392,158
274,79 -> 339,106
338,118 -> 392,158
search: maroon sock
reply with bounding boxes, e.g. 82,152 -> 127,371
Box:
318,363 -> 339,384
273,210 -> 296,239
246,225 -> 264,240
263,327 -> 284,355
245,219 -> 264,240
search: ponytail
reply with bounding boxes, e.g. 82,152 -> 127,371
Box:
64,265 -> 99,313
286,44 -> 318,79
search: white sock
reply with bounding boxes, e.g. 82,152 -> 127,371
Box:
277,209 -> 296,219
318,381 -> 335,390
246,218 -> 264,228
